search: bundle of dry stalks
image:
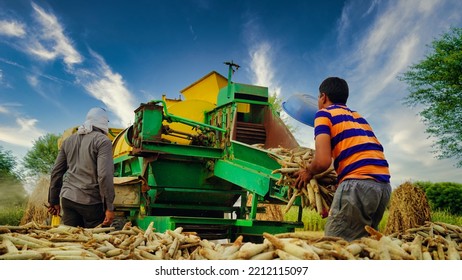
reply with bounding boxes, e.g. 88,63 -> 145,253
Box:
384,181 -> 431,235
1,221 -> 460,260
20,176 -> 50,226
245,194 -> 284,221
266,146 -> 337,217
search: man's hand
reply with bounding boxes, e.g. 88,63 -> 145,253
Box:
47,204 -> 61,216
294,167 -> 314,190
102,210 -> 115,226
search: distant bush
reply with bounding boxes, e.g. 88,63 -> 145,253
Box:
415,181 -> 462,215
431,209 -> 462,225
1,145 -> 28,209
0,203 -> 25,226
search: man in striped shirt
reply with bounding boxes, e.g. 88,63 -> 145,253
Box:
294,77 -> 391,241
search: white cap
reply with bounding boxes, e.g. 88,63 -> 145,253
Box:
77,107 -> 109,134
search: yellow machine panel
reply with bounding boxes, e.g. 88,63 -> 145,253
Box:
58,127 -> 123,150
112,127 -> 133,159
180,71 -> 228,104
237,103 -> 250,113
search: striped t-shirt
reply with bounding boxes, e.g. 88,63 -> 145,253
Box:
314,104 -> 390,183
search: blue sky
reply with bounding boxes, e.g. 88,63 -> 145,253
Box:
1,0 -> 461,189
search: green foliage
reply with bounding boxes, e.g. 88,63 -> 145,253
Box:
0,177 -> 28,207
413,180 -> 434,191
0,204 -> 25,226
268,92 -> 295,133
431,209 -> 462,225
268,93 -> 282,113
415,181 -> 462,215
399,27 -> 462,167
0,146 -> 27,207
0,146 -> 20,180
378,210 -> 389,232
23,133 -> 60,176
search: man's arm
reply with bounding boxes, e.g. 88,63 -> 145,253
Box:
97,138 -> 115,211
294,133 -> 332,189
310,133 -> 333,174
48,147 -> 68,206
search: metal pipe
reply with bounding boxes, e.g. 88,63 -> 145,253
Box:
149,100 -> 227,133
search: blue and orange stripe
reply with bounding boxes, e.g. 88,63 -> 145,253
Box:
314,104 -> 390,183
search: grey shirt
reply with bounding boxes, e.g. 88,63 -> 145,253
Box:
48,129 -> 115,211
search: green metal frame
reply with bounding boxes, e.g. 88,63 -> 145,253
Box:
113,64 -> 304,240
134,215 -> 302,241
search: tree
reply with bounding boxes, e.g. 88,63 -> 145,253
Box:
269,92 -> 295,133
0,146 -> 20,180
416,181 -> 462,215
269,93 -> 283,113
0,146 -> 27,207
399,27 -> 462,167
23,133 -> 61,176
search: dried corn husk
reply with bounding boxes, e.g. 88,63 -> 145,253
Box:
1,221 -> 461,260
268,146 -> 337,216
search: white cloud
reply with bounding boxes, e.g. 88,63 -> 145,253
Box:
335,0 -> 462,185
363,0 -> 380,18
0,57 -> 26,69
23,73 -> 67,112
0,104 -> 8,114
336,0 -> 461,124
0,20 -> 26,37
0,104 -> 43,149
27,41 -> 58,61
386,111 -> 434,161
0,103 -> 22,115
26,75 -> 39,88
242,12 -> 282,98
0,117 -> 44,148
249,42 -> 272,86
78,50 -> 137,127
341,0 -> 455,89
29,2 -> 82,66
248,42 -> 281,97
0,3 -> 137,128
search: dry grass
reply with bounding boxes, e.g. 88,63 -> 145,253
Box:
246,194 -> 284,221
258,204 -> 284,221
20,175 -> 50,225
384,181 -> 431,235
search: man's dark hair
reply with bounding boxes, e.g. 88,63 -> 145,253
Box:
319,77 -> 349,104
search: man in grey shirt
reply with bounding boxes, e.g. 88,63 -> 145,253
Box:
48,107 -> 115,228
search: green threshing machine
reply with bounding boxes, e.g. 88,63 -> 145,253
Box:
97,62 -> 305,241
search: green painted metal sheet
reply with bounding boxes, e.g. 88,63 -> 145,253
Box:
231,141 -> 281,171
217,82 -> 269,107
133,215 -> 302,236
213,159 -> 270,197
138,141 -> 223,159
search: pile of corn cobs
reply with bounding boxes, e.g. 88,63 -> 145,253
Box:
1,220 -> 460,260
